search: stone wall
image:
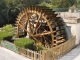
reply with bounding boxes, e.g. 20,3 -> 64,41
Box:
59,12 -> 80,45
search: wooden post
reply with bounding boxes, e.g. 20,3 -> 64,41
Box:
33,51 -> 36,60
16,25 -> 19,37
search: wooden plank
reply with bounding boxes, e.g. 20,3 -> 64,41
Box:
33,15 -> 41,34
34,31 -> 54,36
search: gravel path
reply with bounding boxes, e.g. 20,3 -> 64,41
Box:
0,46 -> 31,60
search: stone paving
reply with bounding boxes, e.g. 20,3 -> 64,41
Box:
58,44 -> 80,60
0,46 -> 31,60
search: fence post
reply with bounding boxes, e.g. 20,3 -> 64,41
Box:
42,50 -> 46,60
31,50 -> 33,60
33,51 -> 36,60
39,51 -> 42,60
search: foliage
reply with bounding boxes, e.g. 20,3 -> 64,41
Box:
2,24 -> 13,32
35,42 -> 48,51
0,0 -> 44,25
0,31 -> 13,40
0,24 -> 14,43
38,1 -> 51,8
14,38 -> 35,49
35,42 -> 43,51
0,0 -> 78,25
77,0 -> 80,8
38,0 -> 77,8
50,0 -> 76,8
0,0 -> 6,25
14,38 -> 48,50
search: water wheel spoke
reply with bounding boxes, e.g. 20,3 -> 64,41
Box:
34,31 -> 53,36
18,24 -> 31,35
33,15 -> 41,33
28,20 -> 32,33
25,13 -> 28,21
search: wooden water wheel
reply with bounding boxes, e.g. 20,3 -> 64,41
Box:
15,6 -> 67,48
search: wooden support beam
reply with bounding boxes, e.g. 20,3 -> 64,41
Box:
18,23 -> 40,43
34,31 -> 54,36
46,14 -> 57,19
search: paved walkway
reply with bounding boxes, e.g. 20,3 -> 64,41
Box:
1,44 -> 80,60
58,44 -> 80,60
0,47 -> 31,60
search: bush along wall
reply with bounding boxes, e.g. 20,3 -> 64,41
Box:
14,38 -> 35,50
14,37 -> 48,51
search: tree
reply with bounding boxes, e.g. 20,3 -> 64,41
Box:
0,0 -> 6,26
77,0 -> 80,8
50,0 -> 76,8
38,1 -> 51,7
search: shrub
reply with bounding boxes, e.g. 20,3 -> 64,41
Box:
2,24 -> 13,32
35,42 -> 48,51
38,1 -> 51,8
0,31 -> 13,43
0,31 -> 13,39
14,38 -> 34,49
35,42 -> 44,51
0,24 -> 14,43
